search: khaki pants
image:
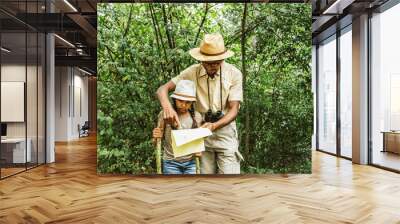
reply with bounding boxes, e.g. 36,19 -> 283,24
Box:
200,147 -> 242,174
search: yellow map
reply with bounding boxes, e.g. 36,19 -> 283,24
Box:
171,128 -> 213,158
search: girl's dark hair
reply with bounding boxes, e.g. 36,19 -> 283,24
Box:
172,99 -> 198,129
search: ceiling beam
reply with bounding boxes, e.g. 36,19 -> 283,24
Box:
67,13 -> 97,47
322,0 -> 355,14
55,55 -> 97,72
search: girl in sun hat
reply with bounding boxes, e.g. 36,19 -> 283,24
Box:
153,80 -> 202,174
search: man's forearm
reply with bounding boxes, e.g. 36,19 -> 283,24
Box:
156,81 -> 181,127
156,86 -> 172,109
213,105 -> 239,130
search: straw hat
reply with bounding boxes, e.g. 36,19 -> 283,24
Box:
189,33 -> 234,61
171,80 -> 197,102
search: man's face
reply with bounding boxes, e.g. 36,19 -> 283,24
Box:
202,60 -> 223,76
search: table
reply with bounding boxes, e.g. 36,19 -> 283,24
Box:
381,131 -> 400,154
1,138 -> 32,164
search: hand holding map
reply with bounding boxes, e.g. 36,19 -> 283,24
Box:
171,128 -> 213,158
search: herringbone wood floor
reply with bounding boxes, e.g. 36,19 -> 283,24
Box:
1,136 -> 400,224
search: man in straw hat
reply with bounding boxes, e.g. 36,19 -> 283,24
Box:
156,33 -> 244,174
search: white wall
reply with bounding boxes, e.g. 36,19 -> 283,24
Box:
55,67 -> 89,141
55,66 -> 69,141
72,72 -> 89,138
1,65 -> 25,81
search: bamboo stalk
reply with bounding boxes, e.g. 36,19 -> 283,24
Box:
195,157 -> 201,174
155,117 -> 164,174
156,142 -> 162,174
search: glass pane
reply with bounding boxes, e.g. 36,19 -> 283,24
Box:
0,0 -> 46,178
1,31 -> 27,177
27,31 -> 38,169
371,4 -> 400,171
318,35 -> 337,154
340,27 -> 352,158
38,32 -> 45,165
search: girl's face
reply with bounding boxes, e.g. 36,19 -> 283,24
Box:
175,99 -> 192,114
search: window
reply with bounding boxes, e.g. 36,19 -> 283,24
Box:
317,35 -> 337,154
370,3 -> 400,171
339,26 -> 352,158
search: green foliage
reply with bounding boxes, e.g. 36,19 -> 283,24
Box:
97,3 -> 312,174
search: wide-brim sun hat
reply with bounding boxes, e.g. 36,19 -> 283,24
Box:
189,33 -> 234,62
170,80 -> 197,102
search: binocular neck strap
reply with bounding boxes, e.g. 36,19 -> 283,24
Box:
206,65 -> 223,112
207,76 -> 211,110
220,65 -> 222,112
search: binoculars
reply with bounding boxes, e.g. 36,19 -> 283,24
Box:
205,109 -> 224,123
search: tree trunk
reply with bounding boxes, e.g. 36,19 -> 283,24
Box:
162,4 -> 174,49
193,3 -> 209,46
167,6 -> 180,74
161,4 -> 178,75
168,7 -> 176,49
121,5 -> 134,67
150,4 -> 169,77
123,5 -> 133,38
241,3 -> 250,158
148,4 -> 166,73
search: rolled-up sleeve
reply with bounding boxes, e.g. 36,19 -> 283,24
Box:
228,68 -> 243,102
171,64 -> 197,84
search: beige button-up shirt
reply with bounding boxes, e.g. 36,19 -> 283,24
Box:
171,62 -> 243,150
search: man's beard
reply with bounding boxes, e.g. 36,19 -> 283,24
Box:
207,70 -> 217,77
